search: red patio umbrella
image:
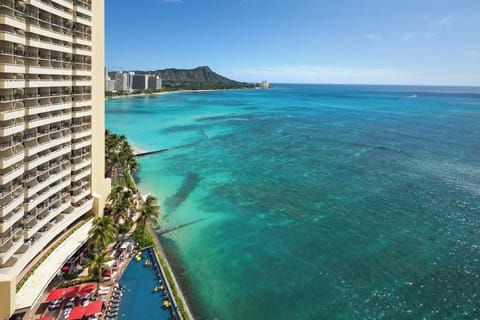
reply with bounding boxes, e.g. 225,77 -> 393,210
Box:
67,305 -> 86,320
64,285 -> 80,299
45,288 -> 64,301
85,300 -> 103,316
78,283 -> 96,297
61,265 -> 69,272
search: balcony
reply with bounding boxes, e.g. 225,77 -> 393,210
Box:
72,36 -> 91,47
74,5 -> 91,16
0,166 -> 24,185
72,138 -> 91,150
26,0 -> 73,20
0,228 -> 23,265
72,47 -> 91,56
25,112 -> 71,129
71,168 -> 91,182
0,149 -> 23,169
72,108 -> 91,118
25,101 -> 71,116
25,171 -> 70,199
52,0 -> 74,9
27,79 -> 73,88
25,202 -> 70,239
0,196 -> 23,218
70,197 -> 93,215
74,15 -> 92,27
0,102 -> 25,121
0,63 -> 26,74
26,24 -> 72,43
25,180 -> 70,212
71,188 -> 90,203
71,158 -> 90,171
72,99 -> 91,108
26,65 -> 73,76
0,207 -> 24,233
25,134 -> 71,157
0,184 -> 22,200
0,79 -> 26,89
0,121 -> 24,136
24,146 -> 71,170
72,68 -> 90,77
71,128 -> 90,139
27,38 -> 72,54
0,30 -> 26,45
72,79 -> 91,86
0,14 -> 27,30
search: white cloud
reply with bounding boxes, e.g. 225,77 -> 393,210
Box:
363,33 -> 381,40
402,32 -> 416,41
438,16 -> 456,27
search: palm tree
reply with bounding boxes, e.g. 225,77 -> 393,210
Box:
85,250 -> 113,295
108,183 -> 136,223
88,217 -> 117,251
139,195 -> 160,236
105,130 -> 138,182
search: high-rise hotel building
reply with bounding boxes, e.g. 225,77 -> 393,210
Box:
0,0 -> 110,318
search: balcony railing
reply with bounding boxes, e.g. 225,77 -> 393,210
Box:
0,195 -> 23,218
27,0 -> 73,20
25,169 -> 70,199
0,206 -> 23,233
0,149 -> 23,170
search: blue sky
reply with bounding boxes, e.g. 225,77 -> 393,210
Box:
105,0 -> 480,85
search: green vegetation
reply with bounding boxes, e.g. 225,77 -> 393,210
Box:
85,249 -> 114,292
105,66 -> 255,97
103,130 -> 193,317
88,216 -> 117,250
105,129 -> 138,183
56,275 -> 96,289
134,228 -> 154,247
157,66 -> 254,90
139,195 -> 160,236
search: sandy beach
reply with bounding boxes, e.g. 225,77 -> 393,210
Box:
131,144 -> 147,155
108,88 -> 249,100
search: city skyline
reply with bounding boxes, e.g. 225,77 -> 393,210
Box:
106,0 -> 480,86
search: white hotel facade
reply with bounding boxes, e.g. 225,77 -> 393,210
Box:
0,0 -> 110,318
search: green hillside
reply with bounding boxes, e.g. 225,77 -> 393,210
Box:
142,66 -> 253,90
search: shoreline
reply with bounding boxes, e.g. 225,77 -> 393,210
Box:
131,166 -> 194,320
147,223 -> 195,320
108,87 -> 251,100
131,144 -> 147,155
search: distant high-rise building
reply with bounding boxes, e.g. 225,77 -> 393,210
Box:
113,71 -> 133,92
132,74 -> 152,90
105,79 -> 116,92
148,76 -> 163,90
260,80 -> 270,89
0,0 -> 110,318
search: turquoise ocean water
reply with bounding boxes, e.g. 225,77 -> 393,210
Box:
106,84 -> 480,319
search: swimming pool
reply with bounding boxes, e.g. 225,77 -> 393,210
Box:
117,247 -> 179,319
